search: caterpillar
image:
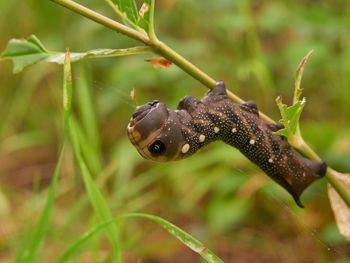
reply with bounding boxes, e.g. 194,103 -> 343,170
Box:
127,81 -> 327,207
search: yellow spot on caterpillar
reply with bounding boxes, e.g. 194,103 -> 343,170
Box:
249,139 -> 255,145
181,144 -> 190,154
214,127 -> 220,133
268,158 -> 273,163
232,128 -> 237,133
199,134 -> 205,142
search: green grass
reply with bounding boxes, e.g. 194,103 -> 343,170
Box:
56,213 -> 223,263
15,49 -> 72,263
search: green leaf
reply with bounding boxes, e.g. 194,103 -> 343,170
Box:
275,96 -> 306,137
108,0 -> 139,27
1,35 -> 49,73
17,49 -> 72,263
120,0 -> 138,24
56,213 -> 224,263
274,127 -> 289,137
1,35 -> 151,73
275,50 -> 312,138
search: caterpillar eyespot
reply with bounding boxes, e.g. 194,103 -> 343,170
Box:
149,140 -> 166,155
127,81 -> 327,207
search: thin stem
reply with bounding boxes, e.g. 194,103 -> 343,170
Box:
293,135 -> 321,162
50,0 -> 274,124
153,41 -> 279,123
155,40 -> 216,87
148,0 -> 158,43
327,168 -> 350,208
50,0 -> 150,44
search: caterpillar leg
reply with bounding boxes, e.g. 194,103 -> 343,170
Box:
267,122 -> 285,132
240,100 -> 259,116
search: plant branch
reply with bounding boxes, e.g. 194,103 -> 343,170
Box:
50,0 -> 350,208
327,168 -> 350,208
49,0 -> 274,123
50,0 -> 150,44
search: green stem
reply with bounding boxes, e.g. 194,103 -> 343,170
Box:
49,0 -> 274,123
148,0 -> 158,43
50,0 -> 150,44
155,40 -> 216,87
153,41 -> 278,122
50,0 -> 350,208
327,168 -> 350,208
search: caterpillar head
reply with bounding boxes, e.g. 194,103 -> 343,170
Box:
127,100 -> 188,162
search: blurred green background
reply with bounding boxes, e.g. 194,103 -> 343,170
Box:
1,0 -> 350,262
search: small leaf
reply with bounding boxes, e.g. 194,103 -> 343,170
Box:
108,0 -> 139,28
145,57 -> 172,68
46,47 -> 151,63
274,96 -> 306,137
274,50 -> 312,138
1,35 -> 50,73
120,0 -> 138,24
0,35 -> 151,73
273,128 -> 289,137
328,171 -> 350,242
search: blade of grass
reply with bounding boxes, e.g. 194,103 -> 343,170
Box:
75,67 -> 103,175
69,118 -> 121,263
56,213 -> 224,263
17,49 -> 72,263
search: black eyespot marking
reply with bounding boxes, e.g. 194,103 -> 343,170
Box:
148,140 -> 166,155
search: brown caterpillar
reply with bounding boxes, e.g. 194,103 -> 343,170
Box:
127,81 -> 326,207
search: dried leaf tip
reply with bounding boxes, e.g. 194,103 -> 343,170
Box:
145,57 -> 172,68
65,48 -> 70,61
297,49 -> 314,70
139,3 -> 149,19
130,88 -> 135,100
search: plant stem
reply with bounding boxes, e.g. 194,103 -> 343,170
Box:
153,41 -> 279,122
327,168 -> 350,208
148,0 -> 158,43
50,0 -> 350,208
50,0 -> 150,44
49,0 -> 275,123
